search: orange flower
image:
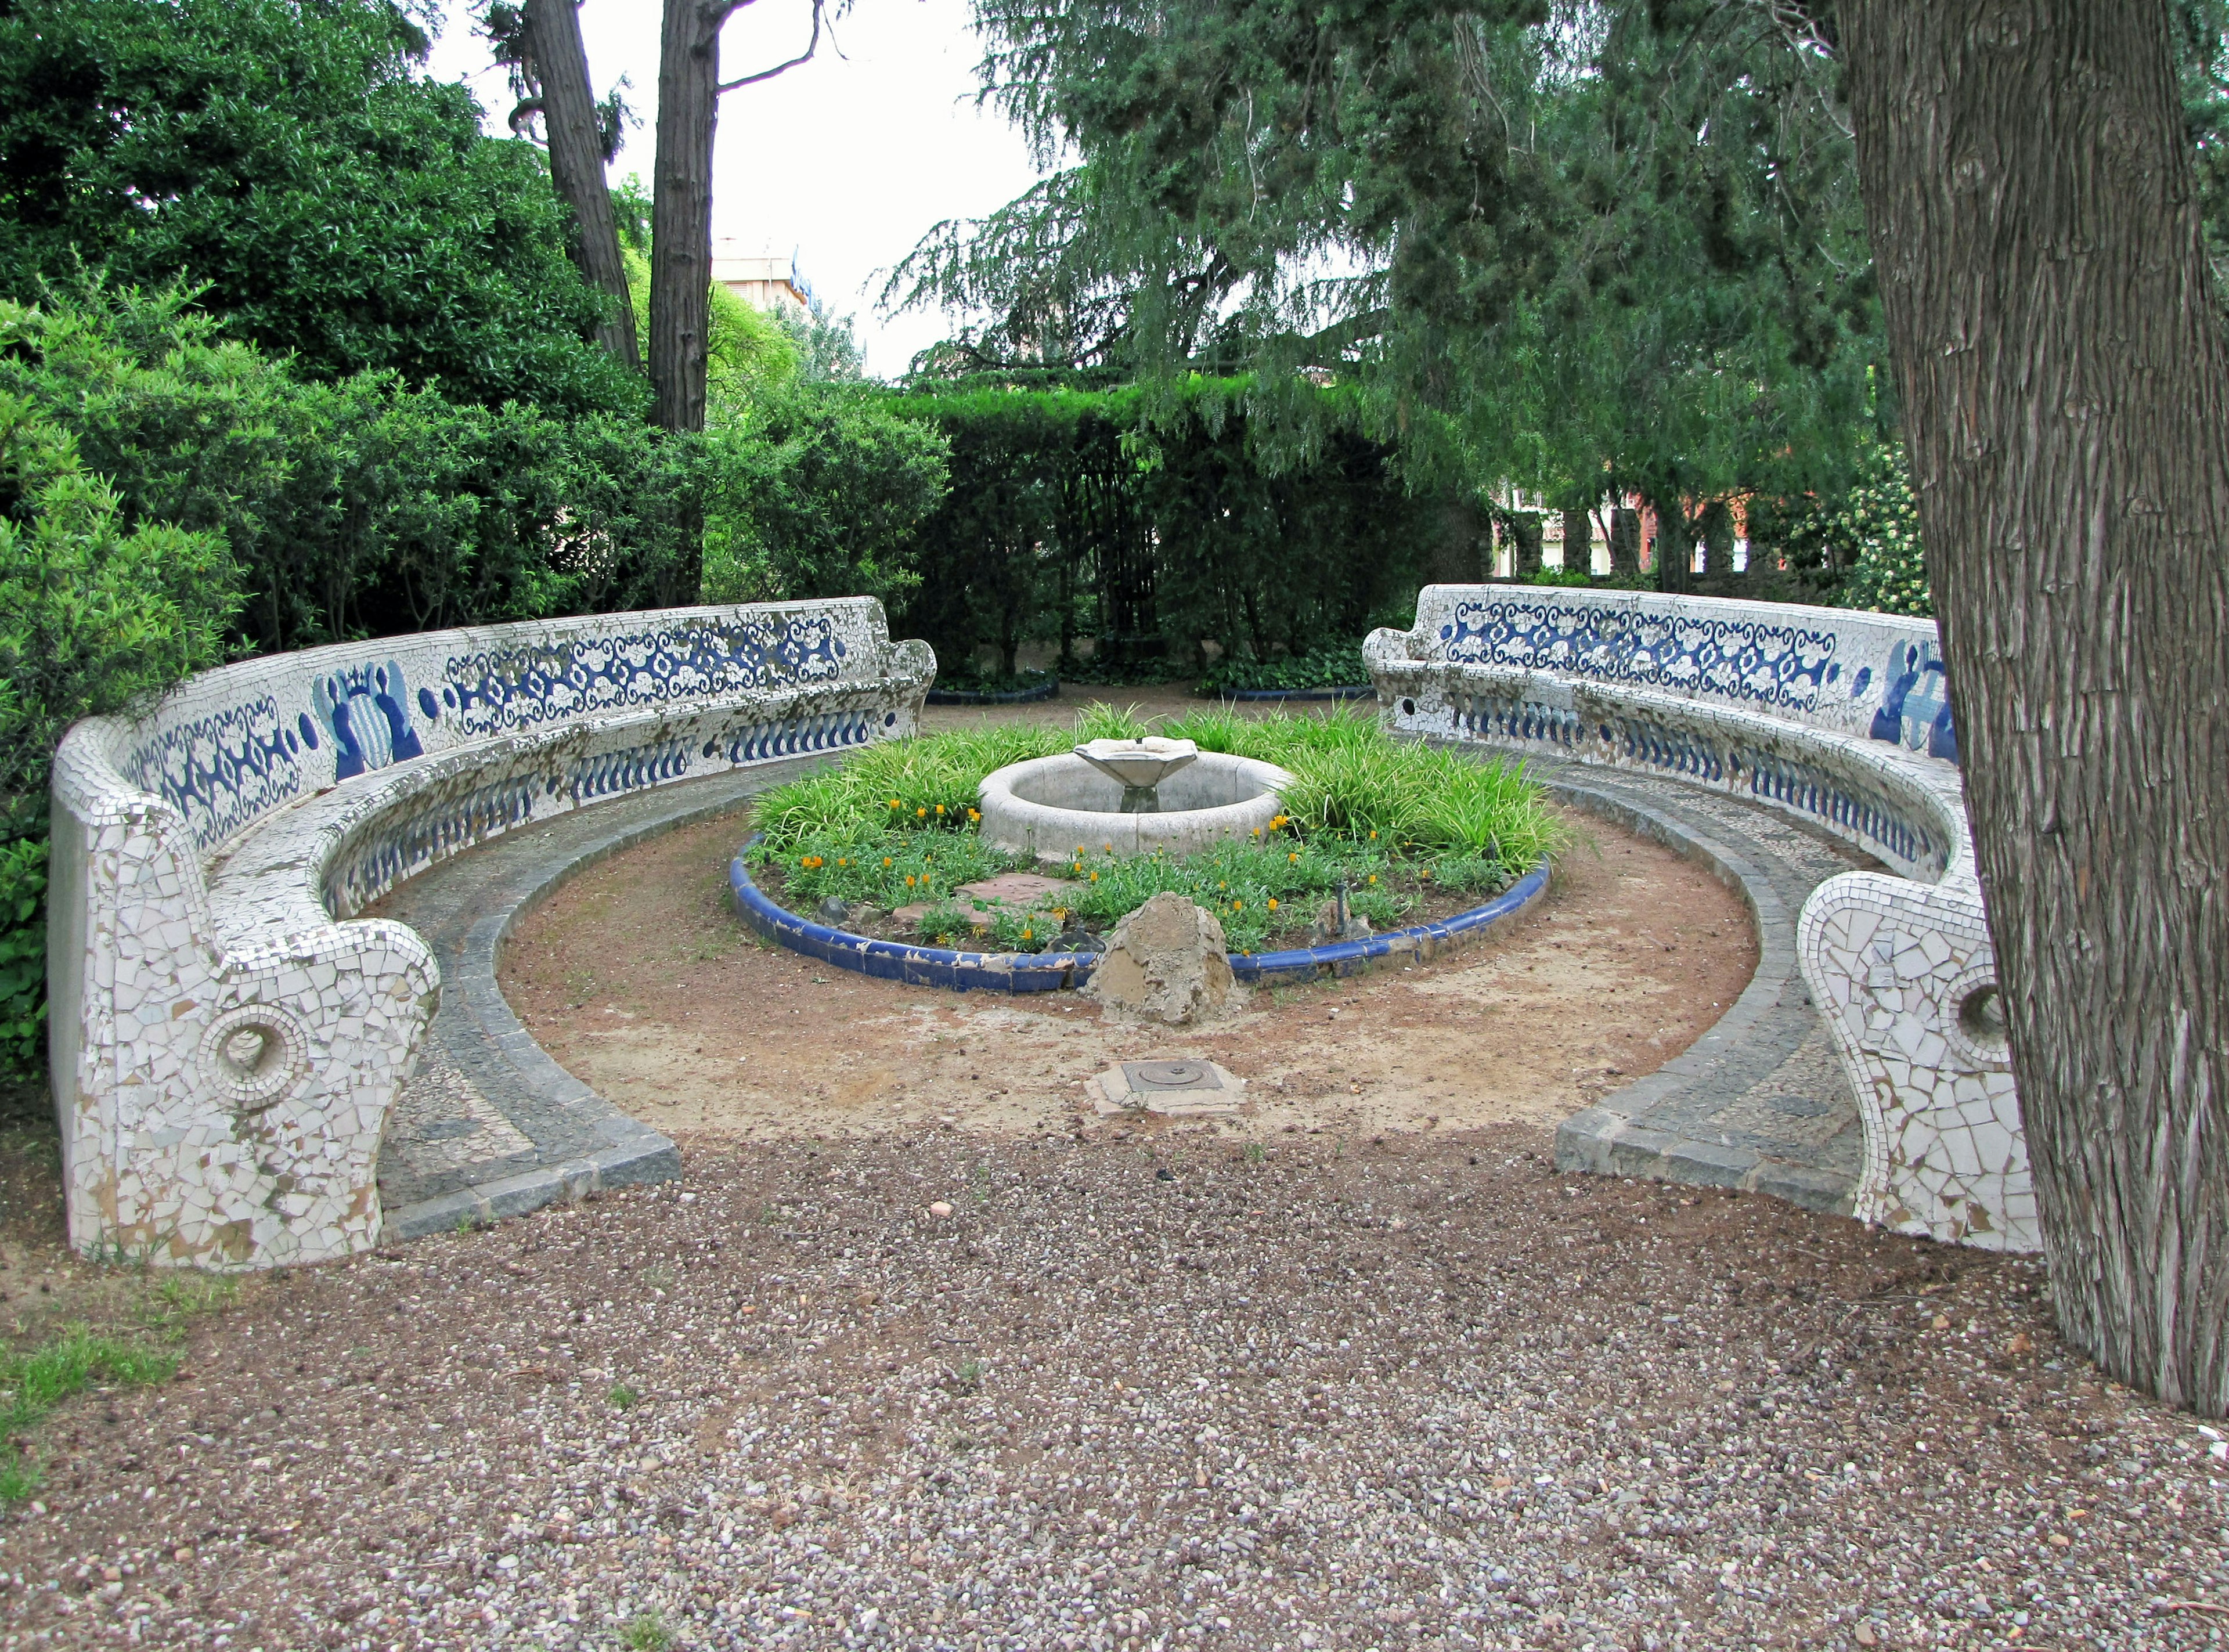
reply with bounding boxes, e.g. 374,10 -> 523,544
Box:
936,803 -> 947,816
1267,898 -> 1278,911
1231,900 -> 1243,911
917,807 -> 928,818
882,856 -> 893,868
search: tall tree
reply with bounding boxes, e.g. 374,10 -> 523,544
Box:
649,0 -> 826,435
1841,0 -> 2229,1413
490,0 -> 642,369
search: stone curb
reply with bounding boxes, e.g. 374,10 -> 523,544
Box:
1537,774 -> 1852,1216
379,763 -> 822,1239
1210,686 -> 1376,703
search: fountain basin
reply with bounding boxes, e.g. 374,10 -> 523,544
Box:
978,751 -> 1294,860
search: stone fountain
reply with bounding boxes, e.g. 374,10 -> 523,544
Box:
976,738 -> 1293,861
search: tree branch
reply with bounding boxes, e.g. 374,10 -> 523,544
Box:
715,0 -> 824,94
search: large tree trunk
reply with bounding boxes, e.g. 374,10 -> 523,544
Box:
1843,0 -> 2229,1414
651,0 -> 728,437
524,0 -> 639,371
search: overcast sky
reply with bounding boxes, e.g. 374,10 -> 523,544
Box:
425,0 -> 1046,379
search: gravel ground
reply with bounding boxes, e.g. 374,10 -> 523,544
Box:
4,1126 -> 2226,1651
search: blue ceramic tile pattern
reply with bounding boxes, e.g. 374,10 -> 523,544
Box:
442,613 -> 850,737
1455,692 -> 1947,877
1438,595 -> 1844,712
124,695 -> 300,852
312,661 -> 425,780
1433,593 -> 1960,760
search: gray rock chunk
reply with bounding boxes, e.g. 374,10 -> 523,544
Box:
1080,892 -> 1243,1025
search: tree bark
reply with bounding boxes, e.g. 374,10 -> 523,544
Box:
650,0 -> 734,436
524,0 -> 639,370
1509,511 -> 1543,579
1560,508 -> 1593,577
1843,0 -> 2229,1414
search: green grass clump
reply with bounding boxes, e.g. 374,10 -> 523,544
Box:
1,1326 -> 179,1500
1163,705 -> 1566,869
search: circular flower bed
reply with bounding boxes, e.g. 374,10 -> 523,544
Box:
744,705 -> 1567,956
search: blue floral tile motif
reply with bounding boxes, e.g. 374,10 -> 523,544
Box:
122,695 -> 300,851
312,661 -> 424,781
1438,596 -> 1842,714
1869,640 -> 1959,763
442,614 -> 849,737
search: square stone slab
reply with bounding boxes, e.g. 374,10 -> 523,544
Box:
955,872 -> 1072,908
1092,1058 -> 1247,1116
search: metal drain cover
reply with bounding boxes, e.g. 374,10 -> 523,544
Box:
1092,1058 -> 1246,1116
1125,1060 -> 1219,1091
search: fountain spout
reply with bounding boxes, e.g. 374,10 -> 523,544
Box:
1073,737 -> 1200,814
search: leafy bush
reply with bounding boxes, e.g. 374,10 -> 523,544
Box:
0,382 -> 237,1085
882,378 -> 1478,680
1834,445 -> 1932,618
1,286 -> 703,652
0,837 -> 44,1081
702,387 -> 951,611
1758,441 -> 1931,616
1197,644 -> 1370,694
0,0 -> 639,416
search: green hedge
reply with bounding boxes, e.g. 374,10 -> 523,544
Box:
880,377 -> 1483,681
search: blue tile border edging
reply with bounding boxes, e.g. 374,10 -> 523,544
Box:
729,836 -> 1550,993
924,676 -> 1061,705
1214,686 -> 1375,703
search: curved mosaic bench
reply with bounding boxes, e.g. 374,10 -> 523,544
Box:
1367,585 -> 2032,1252
730,843 -> 1550,990
49,599 -> 933,1271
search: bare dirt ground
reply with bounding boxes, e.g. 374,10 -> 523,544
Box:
3,1134 -> 2225,1651
5,690 -> 2225,1650
501,805 -> 1752,1144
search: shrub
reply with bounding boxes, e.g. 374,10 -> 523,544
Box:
702,387 -> 951,611
1197,644 -> 1370,694
0,286 -> 705,653
0,384 -> 237,1085
0,0 -> 639,417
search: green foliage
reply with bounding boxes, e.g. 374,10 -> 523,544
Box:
753,723 -> 1076,850
1833,447 -> 1932,618
1162,706 -> 1564,871
1,1325 -> 180,1501
896,2 -> 1885,553
702,388 -> 951,611
1,285 -> 703,653
882,377 -> 1477,679
0,838 -> 44,1081
0,0 -> 639,416
1198,645 -> 1369,694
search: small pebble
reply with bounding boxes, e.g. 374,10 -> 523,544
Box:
928,1201 -> 954,1218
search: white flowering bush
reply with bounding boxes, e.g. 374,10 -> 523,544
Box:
1835,444 -> 1932,617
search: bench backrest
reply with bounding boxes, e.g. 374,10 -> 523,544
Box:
96,600 -> 900,862
1401,585 -> 1958,764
